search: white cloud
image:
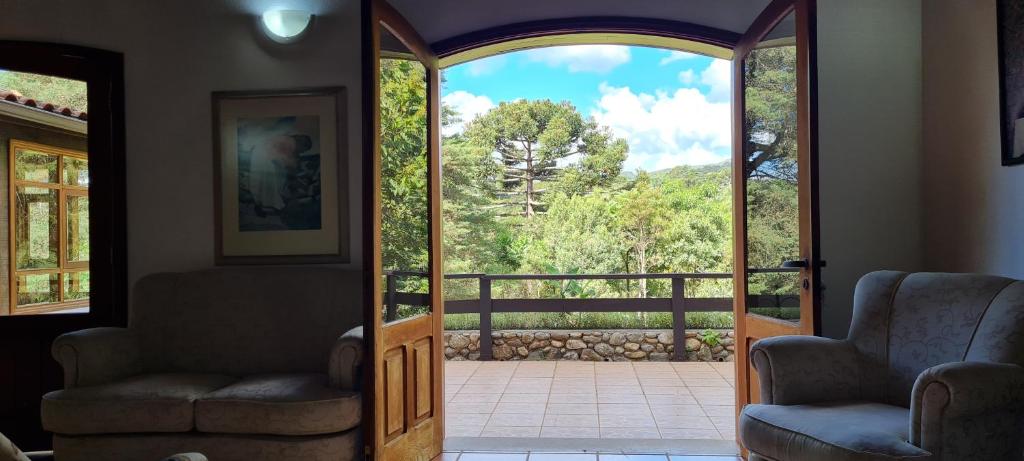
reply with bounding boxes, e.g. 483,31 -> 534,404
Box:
465,55 -> 507,77
590,73 -> 731,171
678,69 -> 696,85
700,59 -> 732,102
524,45 -> 631,73
659,50 -> 698,65
441,90 -> 494,136
654,143 -> 725,169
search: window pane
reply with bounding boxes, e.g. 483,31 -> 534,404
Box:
743,11 -> 801,322
16,272 -> 59,306
66,194 -> 89,263
63,271 -> 90,301
378,23 -> 431,324
63,157 -> 89,187
15,149 -> 58,183
15,186 -> 59,270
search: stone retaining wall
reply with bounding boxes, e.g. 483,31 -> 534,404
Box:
443,329 -> 734,362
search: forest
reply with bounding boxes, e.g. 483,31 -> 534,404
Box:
379,46 -> 800,330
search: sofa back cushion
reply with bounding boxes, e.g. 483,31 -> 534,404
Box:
131,267 -> 362,375
849,272 -> 1014,407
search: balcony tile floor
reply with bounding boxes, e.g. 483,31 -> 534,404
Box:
443,454 -> 740,460
444,361 -> 736,441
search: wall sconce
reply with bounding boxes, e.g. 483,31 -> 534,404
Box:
260,10 -> 314,44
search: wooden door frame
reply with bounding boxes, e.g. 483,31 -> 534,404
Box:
362,0 -> 444,458
731,0 -> 820,453
0,41 -> 126,450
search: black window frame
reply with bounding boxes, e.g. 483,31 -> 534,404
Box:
0,41 -> 126,329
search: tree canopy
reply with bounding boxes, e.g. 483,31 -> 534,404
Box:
463,99 -> 628,218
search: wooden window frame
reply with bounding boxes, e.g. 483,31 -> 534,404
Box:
8,139 -> 90,315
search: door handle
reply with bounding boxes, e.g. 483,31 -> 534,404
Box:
781,259 -> 828,269
781,259 -> 808,268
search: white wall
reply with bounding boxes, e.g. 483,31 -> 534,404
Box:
922,0 -> 1024,279
0,0 -> 365,290
816,0 -> 924,337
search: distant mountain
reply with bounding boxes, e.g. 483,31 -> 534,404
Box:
620,161 -> 731,181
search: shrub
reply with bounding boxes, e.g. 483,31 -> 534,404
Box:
698,329 -> 722,347
442,311 -> 734,330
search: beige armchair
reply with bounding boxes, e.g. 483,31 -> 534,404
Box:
740,271 -> 1024,461
41,268 -> 364,461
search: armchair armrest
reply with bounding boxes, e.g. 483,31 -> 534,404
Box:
749,335 -> 864,405
329,326 -> 364,391
910,361 -> 1024,459
51,327 -> 141,388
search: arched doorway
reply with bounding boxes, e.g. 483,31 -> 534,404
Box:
363,1 -> 819,459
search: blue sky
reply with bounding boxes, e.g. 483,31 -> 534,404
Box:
441,45 -> 732,172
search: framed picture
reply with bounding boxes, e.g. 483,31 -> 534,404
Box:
213,87 -> 349,264
999,0 -> 1024,166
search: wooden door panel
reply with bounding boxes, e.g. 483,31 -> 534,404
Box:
384,347 -> 406,440
748,359 -> 760,405
413,338 -> 433,420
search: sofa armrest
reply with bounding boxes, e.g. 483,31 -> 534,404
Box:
51,327 -> 141,388
749,335 -> 864,405
910,361 -> 1024,458
329,326 -> 364,391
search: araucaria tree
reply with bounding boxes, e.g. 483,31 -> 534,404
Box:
464,99 -> 628,218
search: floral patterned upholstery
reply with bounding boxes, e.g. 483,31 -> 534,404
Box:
42,267 -> 364,461
741,271 -> 1024,461
195,373 -> 361,435
0,432 -> 30,461
42,373 -> 236,434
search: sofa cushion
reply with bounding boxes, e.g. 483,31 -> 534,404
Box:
42,373 -> 237,435
740,402 -> 932,461
132,268 -> 363,376
195,373 -> 360,436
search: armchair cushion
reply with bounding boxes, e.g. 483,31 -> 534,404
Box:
750,335 -> 864,405
51,327 -> 141,388
910,361 -> 1024,459
195,373 -> 361,436
42,373 -> 237,435
740,402 -> 932,461
329,326 -> 364,391
0,432 -> 30,461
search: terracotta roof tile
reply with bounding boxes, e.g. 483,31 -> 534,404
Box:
0,89 -> 87,121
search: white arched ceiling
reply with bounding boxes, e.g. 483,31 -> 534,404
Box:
386,0 -> 774,46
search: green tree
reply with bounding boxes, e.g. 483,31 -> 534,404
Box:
464,99 -> 627,218
743,46 -> 798,182
0,71 -> 87,111
614,173 -> 670,298
379,58 -> 429,275
743,44 -> 801,296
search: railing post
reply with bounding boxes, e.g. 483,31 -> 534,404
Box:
385,273 -> 397,322
479,276 -> 493,360
671,276 -> 686,361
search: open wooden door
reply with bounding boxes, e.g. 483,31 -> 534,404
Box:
731,0 -> 820,453
364,0 -> 444,459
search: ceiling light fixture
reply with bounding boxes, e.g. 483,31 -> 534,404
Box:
260,9 -> 314,44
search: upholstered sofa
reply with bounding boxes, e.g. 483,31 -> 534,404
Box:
740,271 -> 1024,461
41,268 -> 365,461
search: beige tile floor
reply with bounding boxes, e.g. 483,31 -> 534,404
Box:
443,453 -> 740,460
444,361 -> 736,441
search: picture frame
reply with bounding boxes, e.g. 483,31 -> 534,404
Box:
998,0 -> 1024,166
212,87 -> 349,264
